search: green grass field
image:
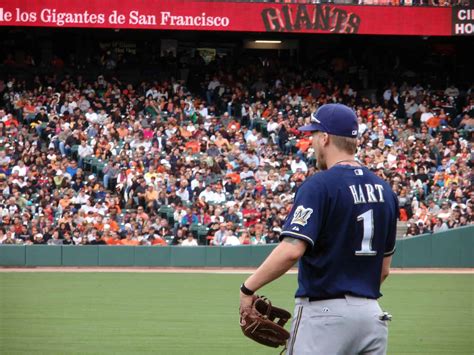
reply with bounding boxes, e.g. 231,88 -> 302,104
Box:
0,272 -> 472,354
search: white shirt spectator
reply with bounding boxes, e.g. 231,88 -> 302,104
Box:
157,90 -> 168,101
78,143 -> 93,159
80,204 -> 96,215
224,233 -> 241,246
212,190 -> 226,204
433,221 -> 449,233
291,158 -> 308,173
246,131 -> 258,144
267,120 -> 279,133
358,121 -> 367,136
213,227 -> 227,245
199,106 -> 208,118
97,112 -> 109,126
72,192 -> 90,205
387,151 -> 397,168
12,163 -> 27,177
208,78 -> 220,91
199,187 -> 215,202
289,94 -> 302,106
444,85 -> 459,97
174,208 -> 187,224
176,188 -> 190,202
190,178 -> 204,191
146,87 -> 159,99
181,237 -> 198,246
437,209 -> 452,222
79,98 -> 90,112
240,169 -> 254,181
73,235 -> 82,245
413,84 -> 424,93
254,169 -> 268,183
421,112 -> 434,123
47,152 -> 58,161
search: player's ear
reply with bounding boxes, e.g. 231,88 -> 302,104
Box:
321,132 -> 330,146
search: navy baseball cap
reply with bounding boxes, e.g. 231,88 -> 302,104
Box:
299,103 -> 358,138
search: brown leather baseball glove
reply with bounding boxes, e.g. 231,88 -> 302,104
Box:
239,295 -> 291,348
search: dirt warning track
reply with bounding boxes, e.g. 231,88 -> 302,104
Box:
0,267 -> 472,274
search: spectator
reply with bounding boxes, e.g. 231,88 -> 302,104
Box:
223,230 -> 240,246
212,223 -> 228,246
181,232 -> 198,246
433,218 -> 449,233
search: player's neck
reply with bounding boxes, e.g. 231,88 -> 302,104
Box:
327,155 -> 360,169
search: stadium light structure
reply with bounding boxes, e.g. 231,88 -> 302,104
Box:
254,40 -> 282,44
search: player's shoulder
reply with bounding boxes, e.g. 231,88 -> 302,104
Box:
295,172 -> 329,196
367,168 -> 395,191
299,171 -> 329,187
362,168 -> 398,201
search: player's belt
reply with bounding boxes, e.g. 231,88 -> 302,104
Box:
308,295 -> 346,302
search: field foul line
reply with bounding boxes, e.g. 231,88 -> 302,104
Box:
0,267 -> 472,274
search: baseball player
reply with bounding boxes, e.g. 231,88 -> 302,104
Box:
240,103 -> 398,354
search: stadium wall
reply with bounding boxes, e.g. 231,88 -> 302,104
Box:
0,226 -> 472,268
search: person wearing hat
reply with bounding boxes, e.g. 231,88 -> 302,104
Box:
240,103 -> 399,355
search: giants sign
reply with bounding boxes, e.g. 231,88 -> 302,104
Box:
0,0 -> 456,36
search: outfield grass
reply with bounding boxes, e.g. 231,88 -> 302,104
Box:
0,273 -> 472,354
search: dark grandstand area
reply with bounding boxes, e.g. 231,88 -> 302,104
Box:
0,27 -> 472,246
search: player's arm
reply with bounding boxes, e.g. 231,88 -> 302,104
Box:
241,237 -> 307,295
380,255 -> 392,284
381,192 -> 398,284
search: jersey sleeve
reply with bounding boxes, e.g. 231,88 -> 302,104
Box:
279,179 -> 326,248
384,192 -> 399,257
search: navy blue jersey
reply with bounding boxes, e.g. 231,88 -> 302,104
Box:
280,165 -> 398,300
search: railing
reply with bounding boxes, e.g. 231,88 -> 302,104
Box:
1,225 -> 472,268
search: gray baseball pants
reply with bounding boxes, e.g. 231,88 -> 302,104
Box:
286,295 -> 388,355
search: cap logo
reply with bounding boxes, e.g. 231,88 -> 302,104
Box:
311,113 -> 321,124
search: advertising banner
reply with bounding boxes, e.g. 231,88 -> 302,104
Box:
452,7 -> 474,35
0,0 -> 456,36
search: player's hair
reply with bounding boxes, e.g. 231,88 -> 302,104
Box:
330,135 -> 357,155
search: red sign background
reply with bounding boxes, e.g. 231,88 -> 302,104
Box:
0,0 -> 452,36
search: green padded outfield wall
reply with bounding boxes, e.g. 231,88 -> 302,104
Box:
0,226 -> 472,268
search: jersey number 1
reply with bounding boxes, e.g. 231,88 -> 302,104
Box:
355,209 -> 377,256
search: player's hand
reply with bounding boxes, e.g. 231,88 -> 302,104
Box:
239,291 -> 254,311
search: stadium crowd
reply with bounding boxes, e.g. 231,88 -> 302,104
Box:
0,55 -> 472,246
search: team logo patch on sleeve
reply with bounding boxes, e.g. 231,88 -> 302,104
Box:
291,206 -> 313,226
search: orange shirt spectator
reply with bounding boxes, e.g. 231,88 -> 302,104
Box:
215,136 -> 231,149
151,237 -> 168,246
226,172 -> 241,184
262,107 -> 272,118
23,101 -> 36,115
59,196 -> 72,209
426,115 -> 441,129
179,126 -> 192,138
107,203 -> 122,215
4,114 -> 19,127
105,235 -> 121,245
93,221 -> 104,232
185,140 -> 200,153
296,137 -> 311,152
117,125 -> 129,138
227,120 -> 241,132
120,236 -> 140,246
107,220 -> 120,232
